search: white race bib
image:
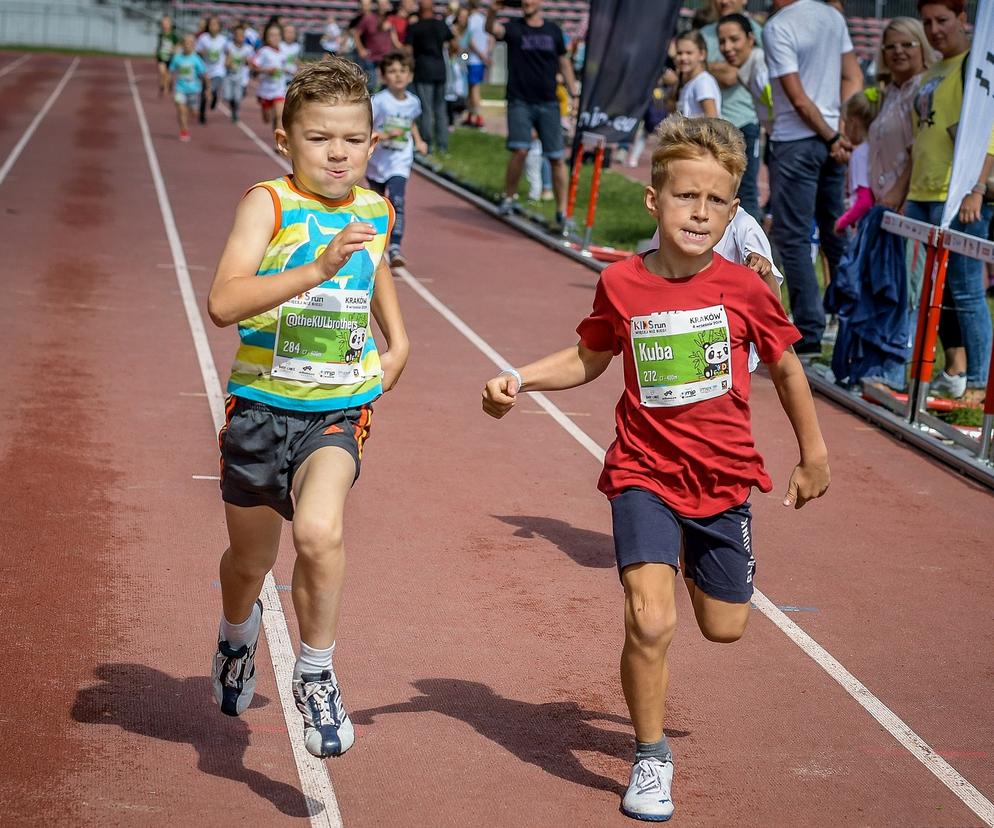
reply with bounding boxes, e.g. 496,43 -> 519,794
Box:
631,305 -> 732,407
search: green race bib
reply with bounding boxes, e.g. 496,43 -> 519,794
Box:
271,287 -> 372,385
631,305 -> 732,407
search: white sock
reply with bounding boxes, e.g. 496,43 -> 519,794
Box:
220,601 -> 261,649
294,641 -> 335,679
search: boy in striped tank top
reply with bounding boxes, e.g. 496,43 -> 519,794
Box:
207,57 -> 409,758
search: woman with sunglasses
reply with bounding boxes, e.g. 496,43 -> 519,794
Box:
868,18 -> 935,211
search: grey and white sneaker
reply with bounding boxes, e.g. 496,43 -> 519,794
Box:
621,757 -> 674,822
292,670 -> 355,758
211,599 -> 262,717
930,370 -> 967,399
498,195 -> 516,216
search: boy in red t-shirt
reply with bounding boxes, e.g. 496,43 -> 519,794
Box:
482,115 -> 830,823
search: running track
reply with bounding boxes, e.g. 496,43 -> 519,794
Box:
1,52 -> 993,826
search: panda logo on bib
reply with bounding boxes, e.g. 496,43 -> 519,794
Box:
702,339 -> 730,379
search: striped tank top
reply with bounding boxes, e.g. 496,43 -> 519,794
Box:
226,175 -> 394,411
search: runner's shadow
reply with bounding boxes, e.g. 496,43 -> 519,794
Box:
494,514 -> 616,569
353,679 -> 689,796
71,663 -> 317,818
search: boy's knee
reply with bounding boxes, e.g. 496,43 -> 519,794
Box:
625,595 -> 677,648
696,607 -> 749,644
292,515 -> 344,561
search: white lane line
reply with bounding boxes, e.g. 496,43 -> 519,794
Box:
223,90 -> 994,827
0,57 -> 77,188
192,475 -> 221,481
393,265 -> 994,826
124,61 -> 343,828
0,54 -> 30,79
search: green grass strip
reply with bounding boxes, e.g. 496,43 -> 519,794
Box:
426,129 -> 656,252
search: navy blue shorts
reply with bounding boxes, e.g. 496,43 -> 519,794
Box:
506,99 -> 565,158
610,487 -> 756,603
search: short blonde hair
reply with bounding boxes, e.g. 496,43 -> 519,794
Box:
650,115 -> 746,191
876,17 -> 937,85
283,56 -> 372,132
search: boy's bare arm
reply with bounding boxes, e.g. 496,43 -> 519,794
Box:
370,259 -> 410,392
767,349 -> 830,508
482,343 -> 613,419
207,188 -> 376,327
410,122 -> 428,156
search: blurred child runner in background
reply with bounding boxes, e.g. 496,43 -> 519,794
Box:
253,22 -> 288,134
169,33 -> 206,142
224,24 -> 255,123
155,15 -> 179,97
196,15 -> 227,124
367,51 -> 428,268
282,24 -> 302,80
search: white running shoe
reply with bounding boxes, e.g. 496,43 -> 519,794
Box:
621,757 -> 674,822
292,670 -> 355,758
211,600 -> 262,717
930,370 -> 967,399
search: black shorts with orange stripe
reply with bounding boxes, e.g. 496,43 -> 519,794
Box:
218,396 -> 372,520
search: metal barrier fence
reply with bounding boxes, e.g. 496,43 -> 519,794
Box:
0,0 -> 163,54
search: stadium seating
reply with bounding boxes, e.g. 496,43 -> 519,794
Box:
169,2 -> 895,64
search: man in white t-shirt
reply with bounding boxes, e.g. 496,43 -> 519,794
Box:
463,0 -> 492,128
763,0 -> 862,353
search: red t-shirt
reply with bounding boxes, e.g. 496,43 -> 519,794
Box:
576,252 -> 800,517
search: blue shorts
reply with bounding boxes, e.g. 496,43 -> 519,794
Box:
506,99 -> 564,159
610,487 -> 756,603
467,63 -> 486,87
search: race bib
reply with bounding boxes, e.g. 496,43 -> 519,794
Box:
380,114 -> 412,151
631,305 -> 732,407
271,287 -> 373,385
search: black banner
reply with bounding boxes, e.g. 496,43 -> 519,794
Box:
575,0 -> 681,147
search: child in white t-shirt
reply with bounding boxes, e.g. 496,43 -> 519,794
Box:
675,30 -> 721,118
196,15 -> 227,124
224,24 -> 255,122
367,52 -> 428,268
252,22 -> 287,132
834,90 -> 880,233
281,24 -> 302,79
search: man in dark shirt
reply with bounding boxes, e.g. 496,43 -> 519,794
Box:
487,0 -> 578,223
405,0 -> 453,153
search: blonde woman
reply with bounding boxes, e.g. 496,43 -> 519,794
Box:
868,17 -> 935,210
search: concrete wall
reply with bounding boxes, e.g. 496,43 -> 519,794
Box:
0,1 -> 166,55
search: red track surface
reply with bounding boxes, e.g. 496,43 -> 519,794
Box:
1,52 -> 993,826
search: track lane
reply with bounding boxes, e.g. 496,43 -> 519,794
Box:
0,56 -> 316,824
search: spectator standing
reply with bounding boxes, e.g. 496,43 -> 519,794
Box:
487,0 -> 579,224
675,31 -> 721,118
354,0 -> 402,90
867,18 -> 933,210
905,0 -> 994,396
406,0 -> 454,154
463,0 -> 492,128
700,0 -> 764,219
763,0 -> 863,354
717,14 -> 771,133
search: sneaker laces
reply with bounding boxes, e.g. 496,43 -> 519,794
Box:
633,759 -> 667,796
299,677 -> 343,728
219,642 -> 252,689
